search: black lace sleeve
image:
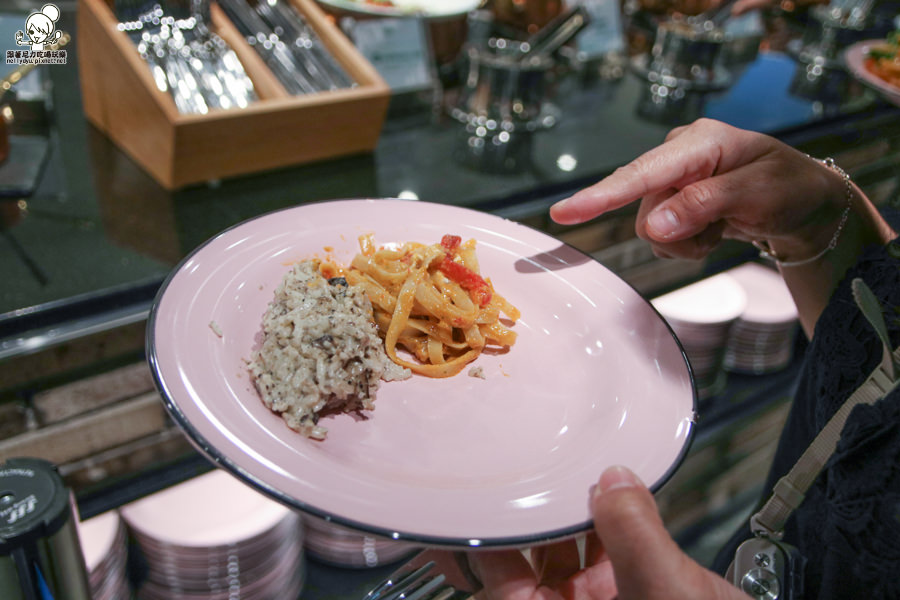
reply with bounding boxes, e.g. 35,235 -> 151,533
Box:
712,240 -> 900,599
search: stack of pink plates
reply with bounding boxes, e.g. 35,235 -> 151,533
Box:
77,510 -> 131,600
652,273 -> 748,398
302,515 -> 419,568
723,262 -> 799,374
120,469 -> 305,600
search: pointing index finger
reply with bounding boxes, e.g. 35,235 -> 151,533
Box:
550,126 -> 723,225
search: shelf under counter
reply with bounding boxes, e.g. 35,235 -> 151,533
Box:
49,346 -> 805,599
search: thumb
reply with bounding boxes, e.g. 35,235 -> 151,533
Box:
641,180 -> 732,242
590,466 -> 734,599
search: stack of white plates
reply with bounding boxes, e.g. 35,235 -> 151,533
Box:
723,262 -> 799,374
120,469 -> 305,600
78,510 -> 131,600
302,516 -> 419,569
652,273 -> 748,398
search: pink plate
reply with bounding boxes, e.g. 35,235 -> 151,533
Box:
844,40 -> 900,107
77,511 -> 123,574
726,263 -> 797,325
147,199 -> 696,548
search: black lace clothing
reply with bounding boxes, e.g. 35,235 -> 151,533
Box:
711,240 -> 900,599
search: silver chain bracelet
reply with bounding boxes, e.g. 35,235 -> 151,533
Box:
753,156 -> 853,268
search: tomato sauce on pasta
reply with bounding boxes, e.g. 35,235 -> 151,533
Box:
322,234 -> 519,378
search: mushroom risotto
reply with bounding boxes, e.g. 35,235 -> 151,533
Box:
249,260 -> 410,439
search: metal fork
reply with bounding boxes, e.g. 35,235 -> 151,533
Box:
363,551 -> 481,600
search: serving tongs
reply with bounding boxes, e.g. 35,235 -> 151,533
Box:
517,5 -> 591,65
362,550 -> 479,600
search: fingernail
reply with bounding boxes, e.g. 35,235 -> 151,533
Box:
549,198 -> 578,225
647,207 -> 680,238
595,466 -> 641,497
549,198 -> 571,218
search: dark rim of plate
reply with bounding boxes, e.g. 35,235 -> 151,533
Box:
145,198 -> 698,549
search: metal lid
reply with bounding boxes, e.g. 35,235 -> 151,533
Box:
0,458 -> 71,555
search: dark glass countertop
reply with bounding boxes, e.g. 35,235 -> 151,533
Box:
2,2 -> 898,351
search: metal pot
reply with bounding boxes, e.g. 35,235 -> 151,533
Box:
452,38 -> 556,128
649,20 -> 726,84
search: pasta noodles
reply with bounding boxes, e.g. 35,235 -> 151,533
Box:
322,234 -> 519,378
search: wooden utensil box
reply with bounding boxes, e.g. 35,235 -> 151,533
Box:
78,0 -> 391,189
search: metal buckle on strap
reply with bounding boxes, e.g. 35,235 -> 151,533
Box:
749,514 -> 782,540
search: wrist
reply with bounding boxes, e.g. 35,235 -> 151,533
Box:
754,156 -> 854,268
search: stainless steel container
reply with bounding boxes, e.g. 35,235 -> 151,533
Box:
649,20 -> 726,85
452,39 -> 556,130
0,458 -> 91,600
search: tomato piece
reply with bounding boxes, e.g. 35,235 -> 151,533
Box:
439,256 -> 492,307
441,234 -> 461,254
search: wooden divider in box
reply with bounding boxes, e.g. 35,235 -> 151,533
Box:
77,0 -> 391,189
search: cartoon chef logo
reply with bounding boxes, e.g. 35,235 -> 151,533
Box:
16,4 -> 63,51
